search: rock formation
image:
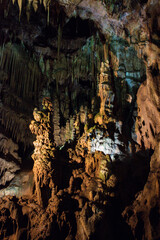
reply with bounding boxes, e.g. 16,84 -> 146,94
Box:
29,97 -> 57,207
0,0 -> 159,239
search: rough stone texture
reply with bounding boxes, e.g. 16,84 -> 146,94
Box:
136,80 -> 160,149
0,157 -> 20,187
0,133 -> 21,190
0,133 -> 21,162
0,133 -> 33,198
0,0 -> 159,239
122,3 -> 160,239
136,42 -> 160,149
29,98 -> 57,207
0,170 -> 33,198
123,138 -> 160,240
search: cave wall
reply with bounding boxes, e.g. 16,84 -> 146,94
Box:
0,0 -> 160,239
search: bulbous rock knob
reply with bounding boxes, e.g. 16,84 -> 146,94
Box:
33,108 -> 43,122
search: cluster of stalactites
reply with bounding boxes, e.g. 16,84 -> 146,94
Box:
11,0 -> 51,21
1,107 -> 33,149
0,44 -> 41,105
39,35 -> 104,94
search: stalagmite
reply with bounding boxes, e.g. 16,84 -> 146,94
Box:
30,98 -> 57,207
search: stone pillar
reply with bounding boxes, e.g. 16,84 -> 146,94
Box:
29,97 -> 57,207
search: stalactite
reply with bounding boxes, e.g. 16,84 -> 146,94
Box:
1,107 -> 32,148
91,36 -> 95,78
42,0 -> 50,24
47,4 -> 50,24
9,0 -> 52,23
103,42 -> 108,62
0,44 -> 42,146
22,67 -> 27,97
33,0 -> 39,12
57,24 -> 61,62
26,1 -> 31,22
65,120 -> 70,142
0,44 -> 5,68
53,97 -> 61,146
54,25 -> 62,92
94,59 -> 115,126
46,59 -> 50,78
71,115 -> 76,140
18,0 -> 22,19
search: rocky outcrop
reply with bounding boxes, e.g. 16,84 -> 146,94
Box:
0,133 -> 33,198
0,158 -> 20,188
123,138 -> 160,240
122,4 -> 160,239
136,42 -> 160,149
0,133 -> 21,162
0,170 -> 33,198
0,133 -> 21,189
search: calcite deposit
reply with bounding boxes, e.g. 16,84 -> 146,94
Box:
29,98 -> 56,207
0,0 -> 159,239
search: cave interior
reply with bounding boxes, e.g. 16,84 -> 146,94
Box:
0,0 -> 160,239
